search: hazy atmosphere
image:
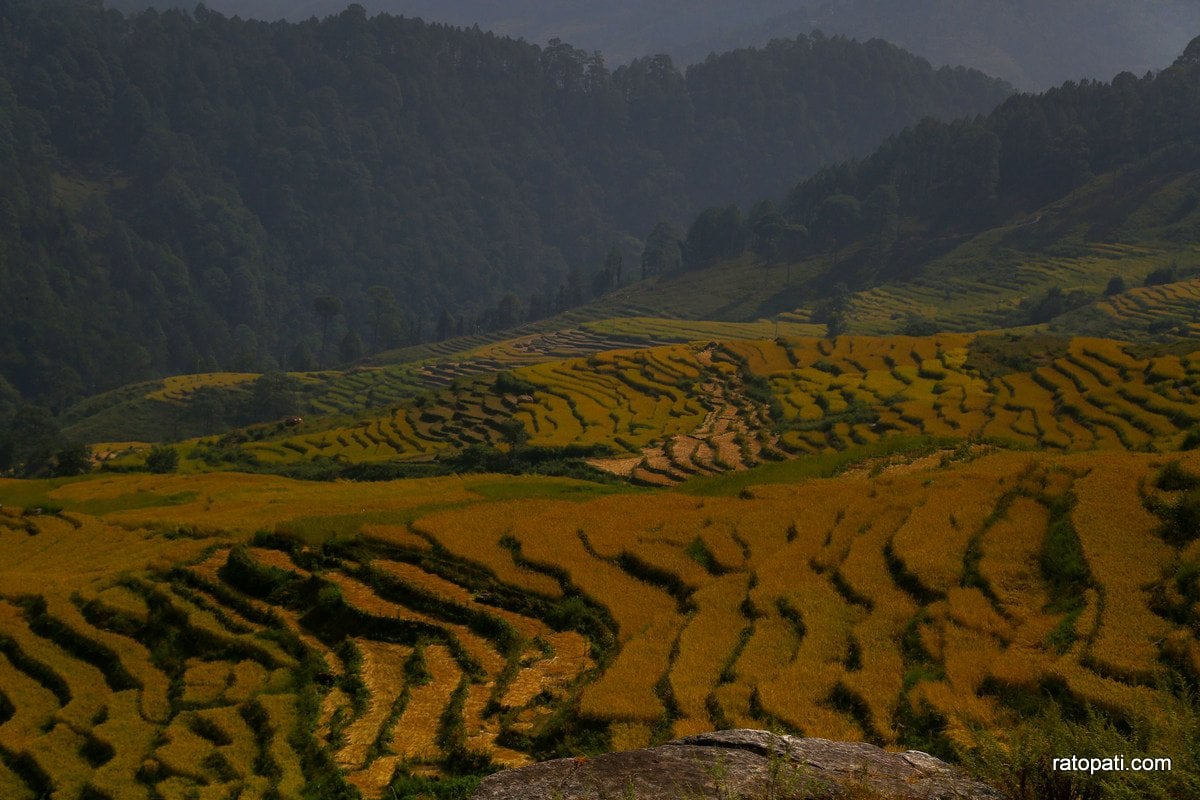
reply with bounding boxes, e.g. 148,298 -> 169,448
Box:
2,2 -> 1200,799
111,0 -> 1200,88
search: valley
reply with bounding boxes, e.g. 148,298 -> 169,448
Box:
4,4 -> 1200,799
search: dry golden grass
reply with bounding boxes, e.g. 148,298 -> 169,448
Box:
888,462 -> 1016,595
413,503 -> 564,598
391,645 -> 459,761
668,574 -> 750,736
41,593 -> 172,723
337,641 -> 411,770
146,372 -> 259,403
4,436 -> 1200,791
977,496 -> 1056,644
1070,456 -> 1174,683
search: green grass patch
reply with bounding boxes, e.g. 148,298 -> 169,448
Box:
275,503 -> 471,545
70,490 -> 198,516
0,476 -> 92,510
464,475 -> 635,503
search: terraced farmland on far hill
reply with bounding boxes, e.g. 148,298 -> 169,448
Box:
168,333 -> 1200,489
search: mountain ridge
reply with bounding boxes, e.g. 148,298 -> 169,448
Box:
0,0 -> 1010,407
109,0 -> 1200,89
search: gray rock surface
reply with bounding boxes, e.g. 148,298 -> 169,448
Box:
472,729 -> 1003,799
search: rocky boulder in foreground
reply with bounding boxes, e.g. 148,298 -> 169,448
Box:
472,730 -> 1003,799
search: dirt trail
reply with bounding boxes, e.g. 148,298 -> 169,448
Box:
588,371 -> 781,486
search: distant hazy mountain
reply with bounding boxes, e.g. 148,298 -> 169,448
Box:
675,0 -> 1200,90
110,0 -> 1200,88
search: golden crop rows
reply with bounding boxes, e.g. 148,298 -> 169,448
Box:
144,335 -> 1200,490
5,376 -> 1200,797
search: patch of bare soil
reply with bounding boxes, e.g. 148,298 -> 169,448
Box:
591,375 -> 781,486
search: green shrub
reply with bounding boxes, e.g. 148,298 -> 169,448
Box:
1158,493 -> 1200,547
960,700 -> 1200,800
1145,267 -> 1177,286
54,443 -> 92,476
146,446 -> 180,473
1156,461 -> 1200,492
493,372 -> 539,396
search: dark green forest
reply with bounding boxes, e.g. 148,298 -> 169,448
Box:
0,0 -> 1009,408
686,37 -> 1200,313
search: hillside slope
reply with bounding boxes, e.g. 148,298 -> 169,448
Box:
0,0 -> 1009,406
557,36 -> 1200,346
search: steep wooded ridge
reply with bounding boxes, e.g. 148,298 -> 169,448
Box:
112,0 -> 1200,89
675,0 -> 1200,90
0,0 -> 1008,407
646,34 -> 1200,334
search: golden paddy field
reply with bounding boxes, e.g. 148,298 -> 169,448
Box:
1,440 -> 1199,798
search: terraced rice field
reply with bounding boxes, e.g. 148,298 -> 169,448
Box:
580,316 -> 824,343
81,323 -> 690,450
0,485 -> 597,798
1,441 -> 1199,796
145,372 -> 261,403
843,240 -> 1194,335
14,323 -> 1200,796
239,343 -> 730,468
761,335 -> 1200,456
1077,275 -> 1200,338
186,333 -> 1200,489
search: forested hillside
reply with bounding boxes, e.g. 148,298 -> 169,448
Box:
0,0 -> 1008,408
676,0 -> 1200,90
114,0 -> 1200,89
666,35 -> 1200,325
